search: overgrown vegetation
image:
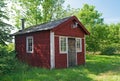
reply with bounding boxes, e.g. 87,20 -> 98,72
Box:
0,54 -> 120,81
0,0 -> 12,45
0,44 -> 16,74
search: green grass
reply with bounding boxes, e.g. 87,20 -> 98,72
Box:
0,54 -> 120,81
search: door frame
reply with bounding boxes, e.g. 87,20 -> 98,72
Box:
67,37 -> 77,67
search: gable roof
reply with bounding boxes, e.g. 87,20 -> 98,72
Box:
12,16 -> 90,35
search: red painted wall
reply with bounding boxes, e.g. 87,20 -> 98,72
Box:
15,30 -> 50,68
53,18 -> 85,38
77,39 -> 85,65
55,36 -> 67,68
53,19 -> 86,68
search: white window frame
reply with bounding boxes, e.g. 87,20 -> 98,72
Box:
76,38 -> 82,52
26,36 -> 33,53
59,36 -> 68,54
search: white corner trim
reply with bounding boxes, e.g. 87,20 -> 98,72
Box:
75,39 -> 77,65
80,38 -> 82,52
50,32 -> 55,69
84,37 -> 86,64
66,37 -> 68,67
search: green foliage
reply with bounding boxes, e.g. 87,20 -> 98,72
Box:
0,0 -> 12,45
0,55 -> 120,81
77,4 -> 103,26
100,23 -> 120,54
73,4 -> 120,54
10,0 -> 68,28
0,44 -> 16,74
101,46 -> 116,55
75,4 -> 105,53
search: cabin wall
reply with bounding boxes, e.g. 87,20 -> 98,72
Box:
15,30 -> 50,68
53,20 -> 86,68
53,19 -> 85,37
55,36 -> 67,68
77,39 -> 85,65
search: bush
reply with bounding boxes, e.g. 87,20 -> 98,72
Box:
0,44 -> 17,74
101,46 -> 116,55
0,44 -> 30,75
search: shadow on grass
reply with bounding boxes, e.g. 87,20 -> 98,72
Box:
0,67 -> 93,81
36,68 -> 93,81
1,55 -> 120,81
101,53 -> 120,57
85,55 -> 120,75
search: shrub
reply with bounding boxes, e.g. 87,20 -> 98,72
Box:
101,46 -> 116,55
0,44 -> 17,74
0,44 -> 30,75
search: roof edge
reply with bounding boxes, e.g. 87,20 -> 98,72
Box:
72,16 -> 90,35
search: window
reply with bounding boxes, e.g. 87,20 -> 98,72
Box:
60,37 -> 67,53
26,36 -> 33,53
76,38 -> 82,52
72,22 -> 78,28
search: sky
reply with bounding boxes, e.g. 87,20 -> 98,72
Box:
64,0 -> 120,24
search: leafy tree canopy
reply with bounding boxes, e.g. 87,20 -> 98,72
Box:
74,4 -> 109,53
11,0 -> 69,28
0,0 -> 12,45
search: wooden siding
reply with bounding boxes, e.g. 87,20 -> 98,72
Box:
52,19 -> 85,38
55,36 -> 67,68
15,30 -> 51,68
77,39 -> 85,65
53,19 -> 86,68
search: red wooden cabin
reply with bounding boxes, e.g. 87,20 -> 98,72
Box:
13,16 -> 90,69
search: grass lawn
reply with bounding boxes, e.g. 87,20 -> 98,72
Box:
0,54 -> 120,81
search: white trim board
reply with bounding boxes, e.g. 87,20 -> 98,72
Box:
84,37 -> 86,64
50,32 -> 55,69
55,35 -> 84,39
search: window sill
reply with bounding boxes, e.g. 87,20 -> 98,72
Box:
60,52 -> 67,54
26,51 -> 33,54
77,51 -> 82,53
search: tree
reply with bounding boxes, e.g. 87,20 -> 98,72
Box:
76,4 -> 108,53
106,23 -> 120,53
10,0 -> 68,28
0,0 -> 12,45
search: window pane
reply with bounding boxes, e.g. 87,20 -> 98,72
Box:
60,37 -> 67,53
76,38 -> 81,52
27,37 -> 33,53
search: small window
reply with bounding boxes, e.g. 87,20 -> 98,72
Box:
60,37 -> 67,53
76,38 -> 82,52
26,36 -> 33,53
72,22 -> 78,28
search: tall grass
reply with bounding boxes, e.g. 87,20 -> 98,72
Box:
0,54 -> 120,81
